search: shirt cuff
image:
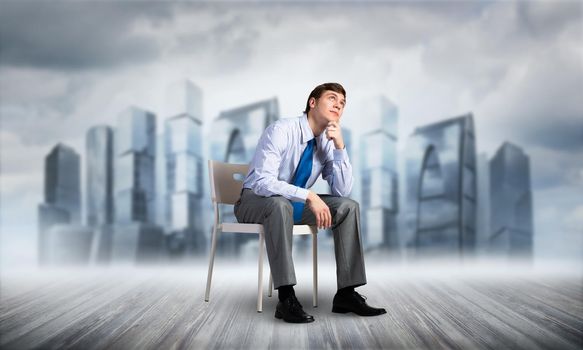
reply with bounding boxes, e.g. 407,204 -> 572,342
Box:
292,187 -> 310,202
333,147 -> 348,162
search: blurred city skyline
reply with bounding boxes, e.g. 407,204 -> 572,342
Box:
1,1 -> 581,266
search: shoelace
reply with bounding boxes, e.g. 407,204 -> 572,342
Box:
353,291 -> 367,304
288,296 -> 304,312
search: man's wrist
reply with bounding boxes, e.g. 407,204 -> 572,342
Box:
306,191 -> 316,203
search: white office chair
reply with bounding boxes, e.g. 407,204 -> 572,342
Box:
204,160 -> 318,312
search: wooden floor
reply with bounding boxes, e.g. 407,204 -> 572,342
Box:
1,263 -> 582,349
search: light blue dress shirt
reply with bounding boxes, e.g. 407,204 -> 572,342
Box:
243,114 -> 353,202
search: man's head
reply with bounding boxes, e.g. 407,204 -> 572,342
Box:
304,83 -> 346,123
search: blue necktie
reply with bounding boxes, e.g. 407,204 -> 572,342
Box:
291,138 -> 316,223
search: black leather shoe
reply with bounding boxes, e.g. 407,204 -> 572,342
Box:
275,295 -> 315,323
332,291 -> 387,316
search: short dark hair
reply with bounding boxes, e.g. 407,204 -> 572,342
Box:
303,82 -> 346,114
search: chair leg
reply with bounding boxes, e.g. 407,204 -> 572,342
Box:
312,232 -> 318,307
205,225 -> 219,302
257,232 -> 265,313
268,272 -> 273,297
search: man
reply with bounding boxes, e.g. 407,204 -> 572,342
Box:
234,82 -> 386,323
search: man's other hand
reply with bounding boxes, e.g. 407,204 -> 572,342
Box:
306,191 -> 332,229
325,121 -> 345,150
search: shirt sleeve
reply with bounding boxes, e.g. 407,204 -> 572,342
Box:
249,124 -> 310,202
321,142 -> 353,197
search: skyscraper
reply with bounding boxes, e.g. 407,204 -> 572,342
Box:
112,106 -> 164,264
38,143 -> 81,264
210,98 -> 279,164
489,142 -> 533,258
86,125 -> 115,263
209,98 -> 279,256
359,96 -> 399,250
43,143 -> 81,223
114,106 -> 156,224
405,114 -> 477,257
164,80 -> 206,255
86,125 -> 114,226
476,152 -> 491,255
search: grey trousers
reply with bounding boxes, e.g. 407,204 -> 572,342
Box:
234,188 -> 367,290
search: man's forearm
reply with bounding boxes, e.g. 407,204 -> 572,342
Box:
330,149 -> 353,196
254,178 -> 310,202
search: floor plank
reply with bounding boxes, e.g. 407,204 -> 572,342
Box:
1,264 -> 581,350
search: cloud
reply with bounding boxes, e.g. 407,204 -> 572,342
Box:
0,70 -> 96,146
477,45 -> 583,154
172,10 -> 260,74
526,145 -> 583,190
0,2 -> 173,70
517,1 -> 583,39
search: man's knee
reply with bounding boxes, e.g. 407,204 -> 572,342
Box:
266,197 -> 293,217
332,198 -> 360,221
338,197 -> 359,212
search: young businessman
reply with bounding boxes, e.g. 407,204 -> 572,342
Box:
234,83 -> 386,323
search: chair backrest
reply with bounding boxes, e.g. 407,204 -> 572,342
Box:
208,160 -> 249,205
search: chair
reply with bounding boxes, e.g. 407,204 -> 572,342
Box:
204,160 -> 318,312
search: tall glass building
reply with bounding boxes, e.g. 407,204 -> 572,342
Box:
476,152 -> 491,254
43,143 -> 81,223
210,98 -> 279,163
405,114 -> 477,257
359,96 -> 399,250
114,106 -> 156,224
209,98 -> 279,256
86,125 -> 114,226
489,142 -> 533,258
164,80 -> 206,255
38,143 -> 81,264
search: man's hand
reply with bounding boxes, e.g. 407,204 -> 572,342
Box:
325,121 -> 344,149
306,191 -> 332,229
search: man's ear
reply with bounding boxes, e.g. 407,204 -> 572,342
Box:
309,97 -> 316,108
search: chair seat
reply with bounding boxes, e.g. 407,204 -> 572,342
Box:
220,223 -> 264,234
291,225 -> 317,235
221,222 -> 317,236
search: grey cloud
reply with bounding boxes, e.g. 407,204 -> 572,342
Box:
521,118 -> 583,154
420,2 -> 581,99
504,50 -> 583,154
517,1 -> 582,39
0,74 -> 95,146
169,2 -> 490,75
527,145 -> 583,190
0,2 -> 173,70
173,11 -> 258,74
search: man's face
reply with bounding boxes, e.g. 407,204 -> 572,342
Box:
309,90 -> 346,123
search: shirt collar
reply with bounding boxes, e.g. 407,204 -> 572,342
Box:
300,113 -> 316,145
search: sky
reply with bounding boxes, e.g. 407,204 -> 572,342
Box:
0,0 -> 582,267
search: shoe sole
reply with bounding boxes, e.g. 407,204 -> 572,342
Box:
275,310 -> 315,323
332,305 -> 387,316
